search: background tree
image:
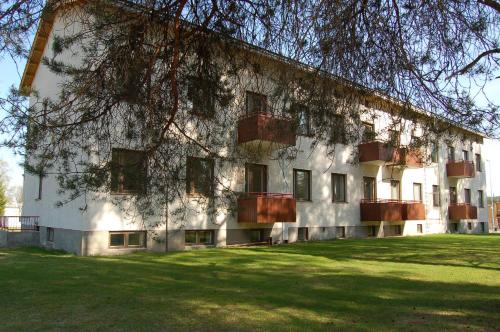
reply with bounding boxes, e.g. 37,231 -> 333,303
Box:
0,0 -> 498,227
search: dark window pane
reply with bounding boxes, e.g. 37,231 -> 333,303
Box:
433,185 -> 440,207
450,187 -> 457,204
250,230 -> 262,242
110,233 -> 125,247
198,231 -> 213,244
332,174 -> 346,202
188,78 -> 215,116
246,164 -> 267,193
294,170 -> 311,200
363,177 -> 376,200
128,232 -> 144,247
362,123 -> 375,142
464,189 -> 471,204
246,91 -> 267,114
111,149 -> 146,194
186,157 -> 214,196
185,231 -> 197,245
475,154 -> 481,171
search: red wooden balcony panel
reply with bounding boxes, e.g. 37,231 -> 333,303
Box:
360,199 -> 403,222
402,201 -> 425,220
446,161 -> 475,178
394,148 -> 424,168
237,113 -> 296,147
358,141 -> 396,164
238,193 -> 296,223
449,203 -> 478,220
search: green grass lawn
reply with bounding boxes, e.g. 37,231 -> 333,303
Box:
0,234 -> 499,331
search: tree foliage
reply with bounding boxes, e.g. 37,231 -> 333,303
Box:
0,0 -> 498,226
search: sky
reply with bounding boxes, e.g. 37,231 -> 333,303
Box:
1,55 -> 500,195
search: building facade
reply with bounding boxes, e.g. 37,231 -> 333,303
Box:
19,9 -> 489,255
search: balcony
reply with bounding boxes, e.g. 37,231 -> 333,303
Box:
401,201 -> 426,220
238,193 -> 296,224
360,199 -> 403,222
237,112 -> 296,149
446,160 -> 475,178
393,147 -> 424,168
361,200 -> 426,221
449,203 -> 477,220
358,141 -> 397,165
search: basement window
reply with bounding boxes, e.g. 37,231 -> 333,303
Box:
47,227 -> 54,242
185,230 -> 214,246
109,231 -> 146,248
336,226 -> 346,238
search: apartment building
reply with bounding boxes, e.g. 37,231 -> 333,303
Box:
19,7 -> 489,255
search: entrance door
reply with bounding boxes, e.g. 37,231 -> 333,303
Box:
391,180 -> 401,200
363,177 -> 376,200
450,187 -> 457,204
245,164 -> 267,193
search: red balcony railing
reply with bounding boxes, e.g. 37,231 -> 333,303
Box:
360,199 -> 426,221
0,216 -> 39,231
358,141 -> 397,165
360,199 -> 403,221
449,203 -> 477,220
446,160 -> 475,178
393,147 -> 424,168
401,200 -> 426,220
237,112 -> 296,147
238,192 -> 296,223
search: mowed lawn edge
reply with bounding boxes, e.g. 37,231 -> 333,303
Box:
0,234 -> 499,331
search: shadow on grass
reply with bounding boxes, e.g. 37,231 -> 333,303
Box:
1,235 -> 499,331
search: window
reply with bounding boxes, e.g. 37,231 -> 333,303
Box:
432,185 -> 440,207
250,229 -> 263,243
185,230 -> 214,245
478,190 -> 484,208
332,173 -> 347,202
451,223 -> 459,233
187,77 -> 215,117
332,114 -> 347,144
391,180 -> 401,200
462,150 -> 469,161
448,146 -> 455,161
413,183 -> 422,202
431,144 -> 438,163
475,154 -> 482,172
368,225 -> 377,237
388,129 -> 400,145
362,122 -> 375,142
363,177 -> 376,200
467,222 -> 472,231
186,157 -> 214,197
395,225 -> 402,235
111,149 -> 146,194
109,231 -> 146,248
37,173 -> 43,200
464,188 -> 471,204
449,187 -> 457,204
294,169 -> 311,201
298,227 -> 309,241
46,227 -> 54,242
336,226 -> 346,238
417,224 -> 423,234
246,91 -> 267,114
245,164 -> 267,193
294,105 -> 311,136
